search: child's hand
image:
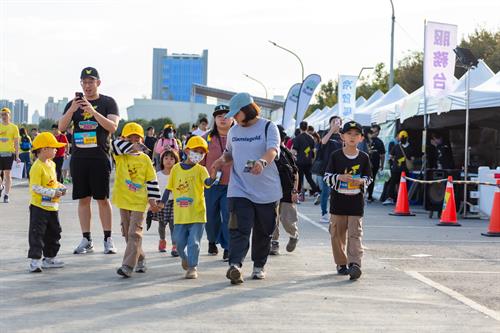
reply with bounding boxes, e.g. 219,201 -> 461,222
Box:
351,178 -> 365,186
54,190 -> 63,198
338,174 -> 353,182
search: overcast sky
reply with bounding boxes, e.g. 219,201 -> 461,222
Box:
1,0 -> 499,120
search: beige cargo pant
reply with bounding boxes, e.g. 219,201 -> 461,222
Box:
329,215 -> 363,266
120,209 -> 145,268
272,202 -> 299,241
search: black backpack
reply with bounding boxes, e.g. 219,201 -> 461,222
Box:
275,145 -> 297,193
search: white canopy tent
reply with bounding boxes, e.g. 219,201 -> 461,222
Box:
395,59 -> 494,123
354,85 -> 408,126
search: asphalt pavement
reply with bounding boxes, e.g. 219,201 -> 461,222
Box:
1,181 -> 499,332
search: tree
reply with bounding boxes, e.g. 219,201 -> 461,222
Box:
148,117 -> 174,133
305,80 -> 338,118
394,52 -> 423,93
38,118 -> 56,131
177,122 -> 191,136
458,28 -> 500,76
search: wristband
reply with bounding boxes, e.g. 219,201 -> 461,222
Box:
258,159 -> 268,168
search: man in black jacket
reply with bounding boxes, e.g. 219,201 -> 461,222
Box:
293,121 -> 320,199
317,116 -> 343,222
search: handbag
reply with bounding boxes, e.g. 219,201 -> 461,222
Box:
399,143 -> 414,171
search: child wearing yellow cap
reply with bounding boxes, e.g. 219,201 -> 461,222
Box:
111,122 -> 161,278
161,135 -> 217,279
28,132 -> 67,273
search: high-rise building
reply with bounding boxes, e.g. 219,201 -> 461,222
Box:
45,97 -> 68,121
0,99 -> 28,124
14,99 -> 28,124
152,48 -> 208,103
32,110 -> 41,124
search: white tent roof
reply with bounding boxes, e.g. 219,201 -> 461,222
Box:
354,85 -> 408,126
303,107 -> 322,123
396,59 -> 494,123
448,62 -> 499,110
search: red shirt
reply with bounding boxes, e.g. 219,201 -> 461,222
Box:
55,133 -> 68,157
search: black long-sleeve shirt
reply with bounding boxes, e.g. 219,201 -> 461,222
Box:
324,149 -> 372,216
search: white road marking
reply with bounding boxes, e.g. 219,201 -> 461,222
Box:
411,254 -> 433,257
380,257 -> 500,261
297,212 -> 329,232
406,270 -> 500,322
415,270 -> 500,274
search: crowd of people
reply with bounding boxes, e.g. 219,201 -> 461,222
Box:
0,66 -> 447,283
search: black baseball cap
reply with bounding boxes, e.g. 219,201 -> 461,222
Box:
213,104 -> 230,117
80,67 -> 100,80
341,121 -> 363,134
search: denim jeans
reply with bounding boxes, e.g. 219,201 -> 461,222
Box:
19,152 -> 31,178
173,223 -> 205,268
204,185 -> 229,250
318,175 -> 330,216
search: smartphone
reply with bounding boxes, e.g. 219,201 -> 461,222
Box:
243,160 -> 255,173
75,92 -> 84,100
213,171 -> 223,185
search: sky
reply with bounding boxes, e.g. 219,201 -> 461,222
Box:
1,0 -> 499,121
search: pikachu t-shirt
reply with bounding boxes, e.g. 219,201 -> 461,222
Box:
166,163 -> 209,224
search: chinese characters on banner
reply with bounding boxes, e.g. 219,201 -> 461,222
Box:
338,75 -> 357,121
424,21 -> 457,98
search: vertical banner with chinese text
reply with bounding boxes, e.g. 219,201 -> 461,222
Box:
424,21 -> 457,98
338,75 -> 357,121
282,83 -> 301,130
295,74 -> 321,125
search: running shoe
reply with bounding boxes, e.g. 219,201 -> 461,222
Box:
117,265 -> 132,278
3,194 -> 9,203
337,265 -> 349,275
171,246 -> 179,257
269,241 -> 280,255
348,263 -> 362,280
158,239 -> 167,252
320,214 -> 330,223
29,259 -> 42,273
104,237 -> 117,254
73,238 -> 94,254
208,242 -> 218,255
313,193 -> 321,205
185,267 -> 198,279
382,198 -> 395,206
286,237 -> 298,252
222,249 -> 229,262
135,260 -> 147,273
226,265 -> 243,285
42,257 -> 64,269
251,266 -> 266,280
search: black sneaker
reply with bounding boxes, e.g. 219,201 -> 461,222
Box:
348,263 -> 362,280
208,242 -> 218,255
337,265 -> 349,275
222,249 -> 229,262
3,194 -> 9,203
226,265 -> 243,285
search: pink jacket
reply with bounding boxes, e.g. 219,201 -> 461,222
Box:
154,137 -> 179,154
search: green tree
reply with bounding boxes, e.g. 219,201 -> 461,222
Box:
458,27 -> 500,76
38,118 -> 56,131
148,117 -> 174,133
177,122 -> 191,136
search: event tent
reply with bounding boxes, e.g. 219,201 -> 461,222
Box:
354,85 -> 408,126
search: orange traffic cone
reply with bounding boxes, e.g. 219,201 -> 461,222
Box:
437,176 -> 461,226
389,172 -> 415,216
481,179 -> 500,237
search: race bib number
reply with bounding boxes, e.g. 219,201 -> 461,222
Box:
74,132 -> 97,148
41,195 -> 59,208
338,175 -> 361,195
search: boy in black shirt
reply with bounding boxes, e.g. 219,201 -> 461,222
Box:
324,121 -> 372,280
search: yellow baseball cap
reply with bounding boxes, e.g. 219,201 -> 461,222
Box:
399,130 -> 409,139
1,107 -> 11,114
185,135 -> 208,153
163,124 -> 175,129
122,122 -> 144,139
32,132 -> 66,150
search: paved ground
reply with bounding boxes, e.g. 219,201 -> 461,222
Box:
1,181 -> 499,332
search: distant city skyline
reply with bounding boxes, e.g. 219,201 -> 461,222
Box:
1,0 -> 499,121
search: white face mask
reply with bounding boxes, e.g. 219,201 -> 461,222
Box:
188,151 -> 205,164
167,132 -> 174,139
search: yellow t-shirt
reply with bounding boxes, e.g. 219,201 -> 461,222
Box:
29,159 -> 60,211
112,152 -> 157,212
166,163 -> 209,224
0,123 -> 20,153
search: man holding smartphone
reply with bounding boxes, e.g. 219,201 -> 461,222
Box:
58,67 -> 120,254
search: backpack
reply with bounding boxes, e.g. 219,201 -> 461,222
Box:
20,136 -> 31,151
275,145 -> 297,195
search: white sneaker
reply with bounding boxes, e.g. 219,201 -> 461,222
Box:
320,214 -> 330,223
251,266 -> 266,280
73,238 -> 94,254
42,257 -> 64,268
382,198 -> 395,206
104,237 -> 117,254
135,259 -> 147,273
29,259 -> 42,273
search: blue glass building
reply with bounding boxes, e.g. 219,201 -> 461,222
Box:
152,48 -> 208,103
